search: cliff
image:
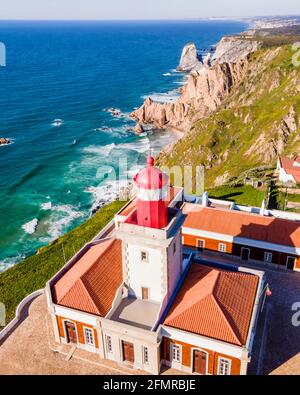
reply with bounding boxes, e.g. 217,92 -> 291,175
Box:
131,36 -> 262,132
156,43 -> 300,187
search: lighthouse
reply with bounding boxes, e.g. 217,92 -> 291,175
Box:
133,156 -> 169,229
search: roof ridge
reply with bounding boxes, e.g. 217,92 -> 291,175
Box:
211,279 -> 242,346
78,278 -> 102,315
83,239 -> 116,279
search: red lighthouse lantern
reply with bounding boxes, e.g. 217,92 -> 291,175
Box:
133,156 -> 169,229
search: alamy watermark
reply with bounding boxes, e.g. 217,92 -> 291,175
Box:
0,42 -> 6,67
292,42 -> 300,67
95,157 -> 205,202
292,302 -> 300,327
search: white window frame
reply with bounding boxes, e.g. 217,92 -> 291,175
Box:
241,247 -> 250,261
218,357 -> 232,375
141,251 -> 148,263
197,239 -> 205,250
191,348 -> 209,375
143,346 -> 150,365
264,252 -> 273,263
171,344 -> 181,363
83,326 -> 95,347
218,243 -> 227,253
106,335 -> 113,353
182,235 -> 185,244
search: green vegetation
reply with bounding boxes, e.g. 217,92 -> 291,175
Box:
157,44 -> 300,188
0,200 -> 125,325
208,184 -> 265,207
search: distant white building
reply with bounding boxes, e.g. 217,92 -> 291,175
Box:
277,157 -> 300,185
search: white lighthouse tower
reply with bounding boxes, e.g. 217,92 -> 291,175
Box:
116,157 -> 183,304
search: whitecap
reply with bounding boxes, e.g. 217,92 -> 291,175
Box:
163,72 -> 172,77
22,218 -> 39,235
142,90 -> 180,104
41,202 -> 52,210
115,137 -> 151,154
0,255 -> 24,272
52,119 -> 63,127
46,204 -> 84,239
82,143 -> 116,157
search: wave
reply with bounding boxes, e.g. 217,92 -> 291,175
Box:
114,137 -> 151,154
0,255 -> 24,273
82,143 -> 116,157
41,201 -> 52,210
163,72 -> 172,77
142,89 -> 180,104
45,204 -> 84,239
85,179 -> 130,212
22,218 -> 39,235
52,119 -> 64,127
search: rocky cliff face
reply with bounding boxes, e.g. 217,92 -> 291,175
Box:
131,37 -> 262,132
156,44 -> 300,187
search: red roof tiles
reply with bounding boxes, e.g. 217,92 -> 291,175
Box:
183,204 -> 300,248
164,264 -> 259,346
52,239 -> 122,316
279,157 -> 300,183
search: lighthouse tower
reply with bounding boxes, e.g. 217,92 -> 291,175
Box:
133,156 -> 168,229
116,157 -> 183,303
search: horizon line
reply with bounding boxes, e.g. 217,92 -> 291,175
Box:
0,14 -> 299,22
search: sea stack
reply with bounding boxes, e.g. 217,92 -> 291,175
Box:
0,137 -> 10,146
177,42 -> 203,72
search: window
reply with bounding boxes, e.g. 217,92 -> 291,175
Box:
182,235 -> 185,244
264,252 -> 273,263
84,328 -> 94,346
143,347 -> 149,365
197,239 -> 205,251
142,287 -> 150,300
171,344 -> 181,363
141,251 -> 148,262
218,243 -> 227,253
173,242 -> 176,254
218,358 -> 231,375
106,335 -> 113,353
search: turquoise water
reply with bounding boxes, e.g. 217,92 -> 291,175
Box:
0,20 -> 247,270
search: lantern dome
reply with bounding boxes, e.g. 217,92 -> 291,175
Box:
134,157 -> 169,190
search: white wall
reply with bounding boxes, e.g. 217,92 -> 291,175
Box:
279,168 -> 296,184
167,231 -> 183,298
126,243 -> 165,302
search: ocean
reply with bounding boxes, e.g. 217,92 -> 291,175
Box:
0,20 -> 247,271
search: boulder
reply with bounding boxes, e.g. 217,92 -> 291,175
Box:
134,123 -> 145,134
0,137 -> 10,145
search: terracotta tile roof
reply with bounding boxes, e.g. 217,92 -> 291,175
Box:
182,203 -> 300,248
164,264 -> 259,346
279,157 -> 300,183
52,239 -> 122,316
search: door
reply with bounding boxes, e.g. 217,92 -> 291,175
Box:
122,341 -> 134,363
65,321 -> 77,344
193,350 -> 207,375
142,287 -> 149,300
287,257 -> 295,271
241,248 -> 250,261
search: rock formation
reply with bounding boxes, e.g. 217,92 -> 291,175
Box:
134,123 -> 145,134
176,42 -> 203,72
131,37 -> 262,132
0,137 -> 10,145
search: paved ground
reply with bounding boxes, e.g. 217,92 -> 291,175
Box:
0,295 -> 182,375
0,262 -> 299,375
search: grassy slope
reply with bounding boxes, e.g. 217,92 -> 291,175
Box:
0,200 -> 125,324
157,45 -> 300,187
208,185 -> 265,207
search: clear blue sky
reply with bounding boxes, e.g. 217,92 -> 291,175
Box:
0,0 -> 299,20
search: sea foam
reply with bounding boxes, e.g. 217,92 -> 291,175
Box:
22,218 -> 39,235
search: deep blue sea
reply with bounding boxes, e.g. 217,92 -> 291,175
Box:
0,20 -> 247,270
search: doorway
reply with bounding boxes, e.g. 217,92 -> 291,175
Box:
193,350 -> 207,375
65,321 -> 77,344
122,341 -> 134,363
241,248 -> 250,261
287,257 -> 295,271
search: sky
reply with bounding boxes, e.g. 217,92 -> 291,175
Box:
0,0 -> 299,20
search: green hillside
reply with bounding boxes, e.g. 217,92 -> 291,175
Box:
157,44 -> 300,188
